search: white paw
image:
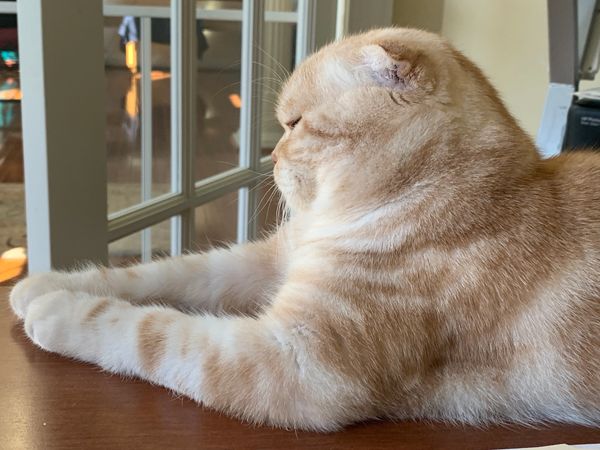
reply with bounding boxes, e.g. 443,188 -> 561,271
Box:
24,290 -> 76,353
10,272 -> 71,320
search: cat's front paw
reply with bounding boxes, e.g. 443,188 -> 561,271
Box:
24,290 -> 76,353
10,272 -> 71,320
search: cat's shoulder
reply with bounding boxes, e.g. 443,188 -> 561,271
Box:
546,149 -> 600,175
541,150 -> 600,220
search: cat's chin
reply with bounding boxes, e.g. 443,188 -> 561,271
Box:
277,195 -> 301,216
272,179 -> 299,213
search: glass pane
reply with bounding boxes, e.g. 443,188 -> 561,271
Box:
104,16 -> 172,214
194,191 -> 237,251
0,42 -> 27,283
105,1 -> 298,12
104,0 -> 169,7
108,218 -> 171,266
148,18 -> 173,198
196,20 -> 242,180
198,0 -> 243,10
260,22 -> 296,159
198,0 -> 298,12
264,0 -> 297,12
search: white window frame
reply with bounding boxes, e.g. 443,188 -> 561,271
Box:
16,0 -> 317,272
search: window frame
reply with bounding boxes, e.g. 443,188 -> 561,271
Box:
17,0 -> 316,271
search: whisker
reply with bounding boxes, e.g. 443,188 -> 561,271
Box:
256,45 -> 291,81
249,182 -> 278,225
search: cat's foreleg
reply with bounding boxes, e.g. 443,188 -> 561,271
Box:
10,236 -> 284,319
21,289 -> 356,430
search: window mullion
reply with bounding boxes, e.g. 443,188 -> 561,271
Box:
18,0 -> 108,271
170,0 -> 197,254
140,16 -> 153,262
237,0 -> 265,243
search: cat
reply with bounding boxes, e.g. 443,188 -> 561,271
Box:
10,27 -> 600,431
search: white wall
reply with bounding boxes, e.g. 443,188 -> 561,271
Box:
441,0 -> 551,138
394,0 -> 549,138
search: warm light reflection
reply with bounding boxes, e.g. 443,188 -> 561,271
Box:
0,76 -> 21,101
124,69 -> 170,138
0,88 -> 21,101
125,41 -> 138,73
2,247 -> 26,259
133,70 -> 171,82
228,93 -> 242,109
125,76 -> 138,119
0,247 -> 26,282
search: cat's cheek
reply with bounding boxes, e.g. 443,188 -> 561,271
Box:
273,167 -> 291,199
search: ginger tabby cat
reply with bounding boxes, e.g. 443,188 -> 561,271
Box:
10,28 -> 600,430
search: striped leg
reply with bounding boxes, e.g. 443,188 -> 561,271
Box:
22,289 -> 356,430
11,236 -> 284,320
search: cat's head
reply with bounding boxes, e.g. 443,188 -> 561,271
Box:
273,27 -> 532,216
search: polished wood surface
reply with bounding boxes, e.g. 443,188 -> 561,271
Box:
1,286 -> 599,450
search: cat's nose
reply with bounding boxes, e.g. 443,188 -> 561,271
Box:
271,151 -> 278,164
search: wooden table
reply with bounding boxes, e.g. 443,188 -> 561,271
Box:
1,286 -> 599,450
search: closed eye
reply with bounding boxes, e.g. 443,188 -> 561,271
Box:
286,116 -> 302,130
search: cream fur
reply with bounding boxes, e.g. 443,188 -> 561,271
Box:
9,28 -> 600,430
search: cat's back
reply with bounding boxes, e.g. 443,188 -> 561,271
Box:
532,151 -> 600,417
525,150 -> 600,267
533,150 -> 600,315
545,150 -> 600,225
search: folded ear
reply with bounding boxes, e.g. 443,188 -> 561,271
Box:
361,43 -> 435,96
